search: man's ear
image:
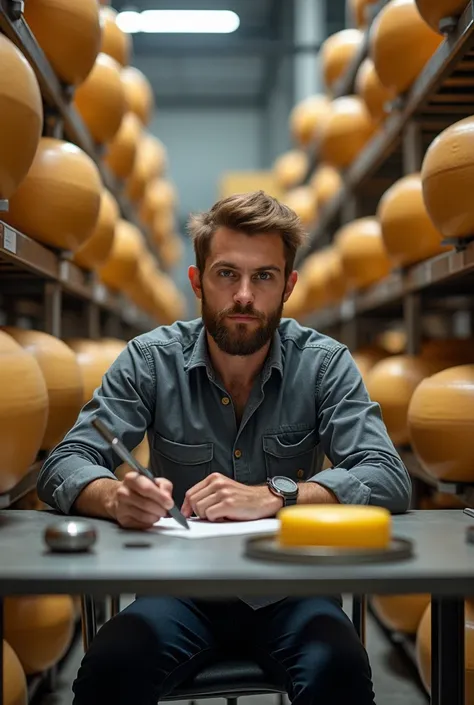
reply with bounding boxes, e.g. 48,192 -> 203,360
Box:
188,265 -> 202,299
283,270 -> 298,302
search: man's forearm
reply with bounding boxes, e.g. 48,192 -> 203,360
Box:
72,478 -> 119,521
298,481 -> 340,505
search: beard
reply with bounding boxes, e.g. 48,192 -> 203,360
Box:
201,287 -> 284,356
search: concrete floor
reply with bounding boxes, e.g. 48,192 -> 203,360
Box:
37,599 -> 428,705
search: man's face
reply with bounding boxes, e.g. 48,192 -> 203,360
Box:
189,227 -> 297,356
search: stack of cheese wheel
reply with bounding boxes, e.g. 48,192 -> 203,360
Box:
283,186 -> 317,227
408,364 -> 474,483
72,189 -> 118,271
104,111 -> 142,180
4,596 -> 75,675
2,328 -> 83,451
126,133 -> 167,204
352,345 -> 387,382
98,219 -> 143,294
125,249 -> 158,315
0,331 -> 48,493
334,217 -> 391,290
66,339 -> 113,404
151,271 -> 187,325
289,94 -> 331,148
2,138 -> 102,253
121,66 -> 155,126
310,165 -> 342,209
415,0 -> 469,33
371,595 -> 430,634
319,97 -> 376,169
23,0 -> 101,87
0,35 -> 43,201
140,178 -> 177,244
355,58 -> 395,124
417,600 -> 474,701
273,150 -> 309,191
421,116 -> 474,241
370,0 -> 443,97
73,52 -> 127,144
3,640 -> 27,705
116,434 -> 150,481
99,6 -> 131,68
377,173 -> 451,267
298,251 -> 331,314
321,29 -> 364,92
278,505 -> 392,549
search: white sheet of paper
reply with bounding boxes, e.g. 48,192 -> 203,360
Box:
152,517 -> 279,539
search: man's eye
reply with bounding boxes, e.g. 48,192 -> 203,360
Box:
256,272 -> 272,280
218,270 -> 234,277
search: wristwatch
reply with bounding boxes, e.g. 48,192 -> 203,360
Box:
267,476 -> 299,507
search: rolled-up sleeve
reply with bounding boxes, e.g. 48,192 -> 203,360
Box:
37,339 -> 155,514
309,345 -> 412,514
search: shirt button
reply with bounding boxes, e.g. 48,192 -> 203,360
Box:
234,449 -> 242,459
297,468 -> 304,479
221,396 -> 230,405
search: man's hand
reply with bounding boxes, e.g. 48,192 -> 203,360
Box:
181,473 -> 282,522
110,472 -> 174,530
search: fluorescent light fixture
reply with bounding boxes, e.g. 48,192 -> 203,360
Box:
116,9 -> 240,34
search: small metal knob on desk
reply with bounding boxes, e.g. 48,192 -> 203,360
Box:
44,519 -> 97,553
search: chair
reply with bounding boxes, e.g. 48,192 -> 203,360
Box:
80,594 -> 366,705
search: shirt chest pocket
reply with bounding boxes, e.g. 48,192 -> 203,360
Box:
263,429 -> 319,482
152,433 -> 214,507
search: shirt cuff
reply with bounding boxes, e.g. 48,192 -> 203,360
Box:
307,467 -> 371,505
52,465 -> 118,514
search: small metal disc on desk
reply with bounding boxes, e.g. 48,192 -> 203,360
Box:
44,519 -> 97,553
244,534 -> 414,565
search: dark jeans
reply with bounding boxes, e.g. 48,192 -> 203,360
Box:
72,596 -> 375,705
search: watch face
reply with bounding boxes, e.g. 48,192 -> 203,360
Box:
274,476 -> 298,494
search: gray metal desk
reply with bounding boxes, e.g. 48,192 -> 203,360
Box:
0,509 -> 472,705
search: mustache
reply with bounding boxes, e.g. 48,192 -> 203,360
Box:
218,304 -> 265,321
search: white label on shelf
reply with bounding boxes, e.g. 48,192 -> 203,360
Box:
3,225 -> 16,254
59,260 -> 69,281
94,284 -> 107,303
341,298 -> 355,320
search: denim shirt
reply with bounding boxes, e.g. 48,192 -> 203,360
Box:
38,317 -> 411,608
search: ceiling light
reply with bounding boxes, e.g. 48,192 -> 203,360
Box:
116,9 -> 240,34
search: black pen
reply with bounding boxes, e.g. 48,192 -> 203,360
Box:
91,417 -> 190,530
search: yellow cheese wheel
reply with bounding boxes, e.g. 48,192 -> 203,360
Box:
352,346 -> 387,382
365,355 -> 441,446
121,66 -> 155,125
99,6 -> 131,67
282,277 -> 309,320
0,331 -> 48,493
298,252 -> 331,312
349,0 -> 368,28
3,641 -> 27,705
319,96 -> 376,168
310,165 -> 342,209
103,111 -> 141,180
321,29 -> 364,91
3,137 -> 102,252
370,0 -> 443,96
289,94 -> 331,147
355,58 -> 395,124
24,0 -> 101,86
125,134 -> 166,203
273,150 -> 309,190
98,219 -> 143,292
408,365 -> 474,482
377,173 -> 451,267
0,35 -> 43,199
417,600 -> 474,702
72,188 -> 118,271
421,116 -> 474,240
73,53 -> 126,144
415,0 -> 468,32
377,329 -> 407,355
283,186 -> 317,226
325,247 -> 347,303
372,595 -> 430,634
158,236 -> 184,271
140,178 -> 177,228
2,328 -> 83,451
4,596 -> 75,674
334,217 -> 391,290
65,339 -> 109,404
278,505 -> 392,549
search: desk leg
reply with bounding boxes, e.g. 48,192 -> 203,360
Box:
431,596 -> 464,705
0,596 -> 3,705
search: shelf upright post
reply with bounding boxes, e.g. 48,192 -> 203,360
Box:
86,301 -> 101,340
44,282 -> 62,337
402,120 -> 424,175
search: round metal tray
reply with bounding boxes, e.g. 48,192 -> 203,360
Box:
244,534 -> 414,565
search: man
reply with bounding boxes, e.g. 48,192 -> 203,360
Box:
38,190 -> 411,705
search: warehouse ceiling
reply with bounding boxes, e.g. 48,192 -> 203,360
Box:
110,0 -> 347,108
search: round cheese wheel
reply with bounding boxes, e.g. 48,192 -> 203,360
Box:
372,595 -> 430,634
421,116 -> 474,240
283,186 -> 317,226
325,247 -> 347,303
321,29 -> 364,90
121,66 -> 155,125
65,339 -> 108,404
370,0 -> 443,95
3,641 -> 27,705
352,346 -> 387,381
103,111 -> 142,180
349,0 -> 369,28
278,505 -> 392,548
3,138 -> 102,252
2,328 -> 83,451
334,217 -> 391,290
4,596 -> 75,674
140,178 -> 177,228
377,173 -> 451,267
283,277 -> 309,320
408,365 -> 474,482
299,252 -> 330,312
377,329 -> 407,354
0,331 -> 48,493
273,150 -> 309,190
0,35 -> 43,199
289,94 -> 331,147
310,165 -> 342,209
415,0 -> 468,32
72,189 -> 118,271
73,53 -> 126,144
98,219 -> 143,292
126,134 -> 166,203
355,58 -> 395,124
319,96 -> 376,168
99,6 -> 131,67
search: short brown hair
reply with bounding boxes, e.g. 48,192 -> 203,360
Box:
187,190 -> 307,276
